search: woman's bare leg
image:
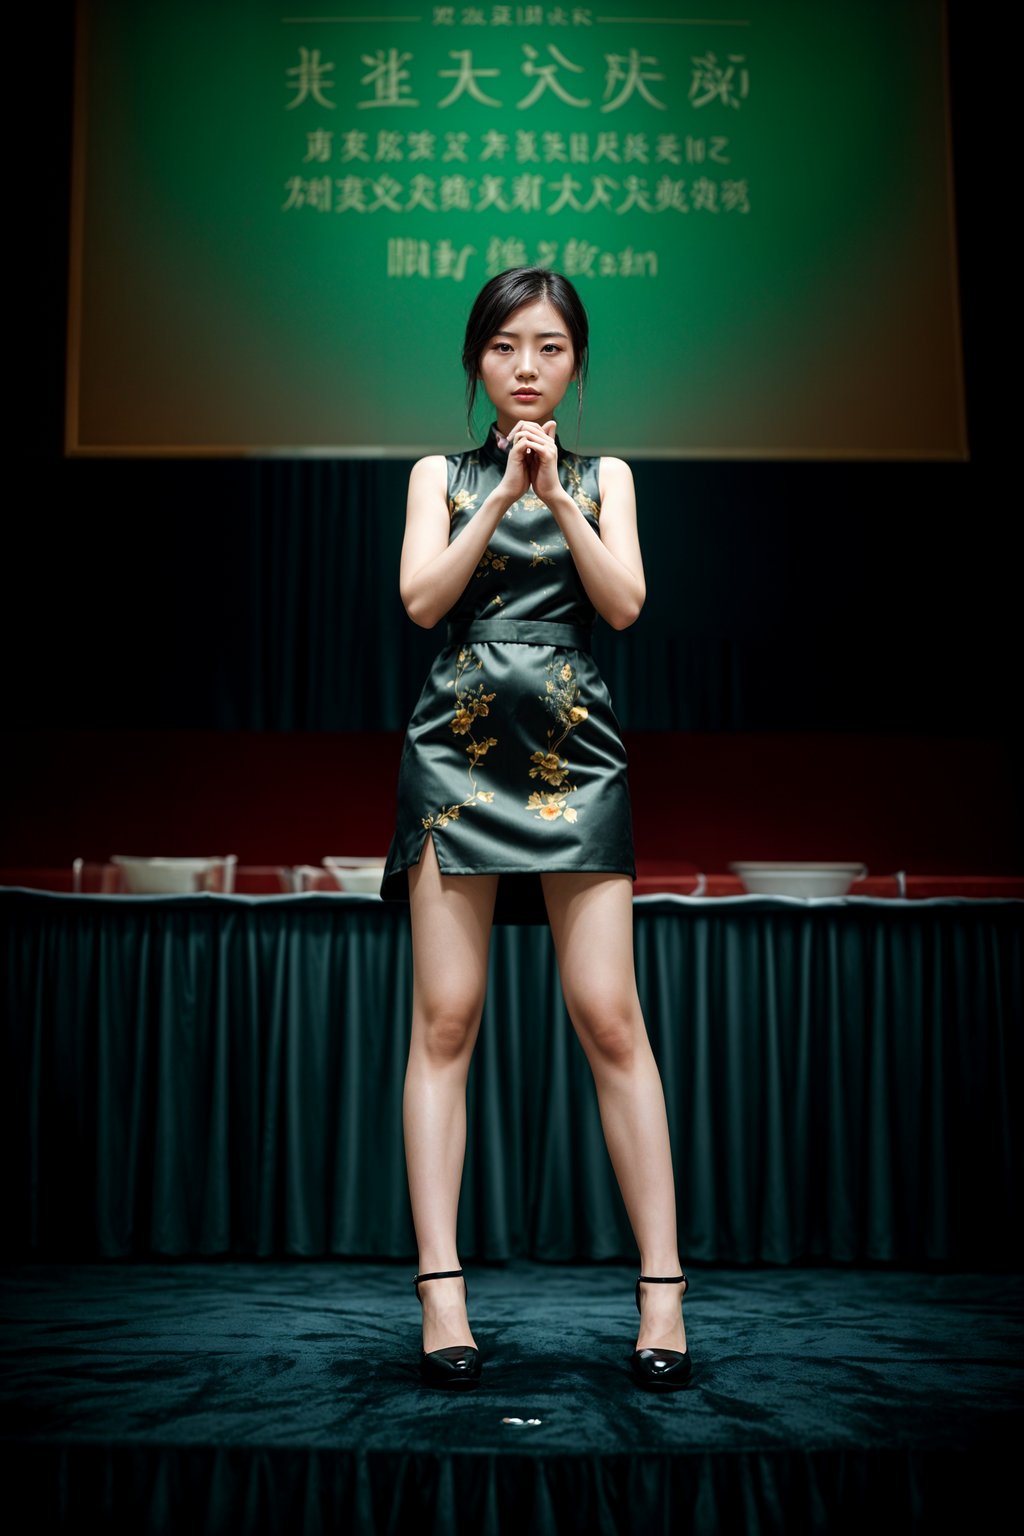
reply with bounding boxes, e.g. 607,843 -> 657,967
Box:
540,869 -> 687,1353
405,830 -> 498,1353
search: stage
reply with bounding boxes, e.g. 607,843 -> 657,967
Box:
3,885 -> 1021,1527
2,1259 -> 1020,1532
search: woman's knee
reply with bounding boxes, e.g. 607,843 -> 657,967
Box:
412,995 -> 483,1060
567,995 -> 644,1067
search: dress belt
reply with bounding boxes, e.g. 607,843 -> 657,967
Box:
446,618 -> 592,652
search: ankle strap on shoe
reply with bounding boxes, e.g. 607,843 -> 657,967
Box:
635,1272 -> 688,1316
413,1267 -> 469,1303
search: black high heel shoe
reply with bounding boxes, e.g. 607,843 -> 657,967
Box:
413,1268 -> 482,1389
629,1272 -> 692,1390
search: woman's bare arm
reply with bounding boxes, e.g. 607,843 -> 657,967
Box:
545,456 -> 646,630
399,456 -> 517,628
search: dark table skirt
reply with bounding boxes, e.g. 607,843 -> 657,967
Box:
2,889 -> 1021,1264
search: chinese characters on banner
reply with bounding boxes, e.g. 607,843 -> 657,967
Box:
280,7 -> 751,282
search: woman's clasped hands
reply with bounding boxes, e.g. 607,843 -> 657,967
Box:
499,419 -> 562,508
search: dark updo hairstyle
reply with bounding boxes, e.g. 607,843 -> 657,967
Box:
461,266 -> 590,447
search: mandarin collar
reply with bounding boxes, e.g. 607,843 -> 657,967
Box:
479,418 -> 569,467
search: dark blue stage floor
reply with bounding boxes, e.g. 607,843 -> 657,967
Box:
2,1259 -> 1021,1532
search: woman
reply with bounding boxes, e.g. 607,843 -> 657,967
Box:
380,266 -> 691,1391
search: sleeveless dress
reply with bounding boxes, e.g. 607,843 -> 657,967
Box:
380,419 -> 636,926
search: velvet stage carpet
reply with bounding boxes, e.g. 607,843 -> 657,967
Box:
1,1259 -> 1021,1533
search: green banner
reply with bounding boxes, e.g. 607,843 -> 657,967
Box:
69,1 -> 964,457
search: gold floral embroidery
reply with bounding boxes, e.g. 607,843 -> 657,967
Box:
475,546 -> 508,578
526,792 -> 575,822
525,657 -> 589,823
563,458 -> 601,520
422,647 -> 498,831
448,488 -> 478,521
534,537 -> 574,568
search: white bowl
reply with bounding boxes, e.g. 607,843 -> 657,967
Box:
110,856 -> 225,894
323,858 -> 386,894
728,861 -> 868,898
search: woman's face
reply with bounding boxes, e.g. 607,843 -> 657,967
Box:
477,295 -> 577,436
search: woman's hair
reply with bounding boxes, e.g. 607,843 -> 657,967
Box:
461,266 -> 590,446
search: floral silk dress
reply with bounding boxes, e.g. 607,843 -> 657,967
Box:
380,419 -> 636,925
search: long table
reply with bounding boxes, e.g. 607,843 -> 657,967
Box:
3,888 -> 1020,1265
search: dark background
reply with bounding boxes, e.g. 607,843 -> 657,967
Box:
4,1 -> 1018,874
